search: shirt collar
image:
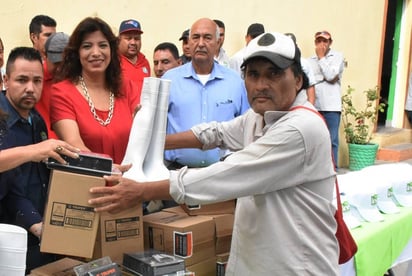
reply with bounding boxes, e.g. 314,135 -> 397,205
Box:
263,90 -> 308,125
183,61 -> 226,82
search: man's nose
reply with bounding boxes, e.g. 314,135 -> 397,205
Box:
25,81 -> 36,92
256,77 -> 270,89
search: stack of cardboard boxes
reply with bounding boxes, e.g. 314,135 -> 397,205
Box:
143,202 -> 235,276
37,167 -> 234,275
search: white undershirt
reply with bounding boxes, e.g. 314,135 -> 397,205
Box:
197,74 -> 210,85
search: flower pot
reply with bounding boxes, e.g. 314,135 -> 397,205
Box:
348,143 -> 379,171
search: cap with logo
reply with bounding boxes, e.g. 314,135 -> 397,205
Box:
119,19 -> 143,34
337,173 -> 362,229
388,163 -> 412,207
350,188 -> 384,223
361,165 -> 400,214
339,171 -> 384,222
341,194 -> 362,229
315,30 -> 332,40
45,32 -> 69,63
241,32 -> 301,69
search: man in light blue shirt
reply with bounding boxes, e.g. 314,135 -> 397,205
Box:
163,18 -> 249,168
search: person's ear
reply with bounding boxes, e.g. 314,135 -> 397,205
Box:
30,33 -> 37,44
295,75 -> 303,92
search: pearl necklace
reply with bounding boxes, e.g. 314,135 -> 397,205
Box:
79,76 -> 114,126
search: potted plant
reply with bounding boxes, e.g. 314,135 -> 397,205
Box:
341,85 -> 385,170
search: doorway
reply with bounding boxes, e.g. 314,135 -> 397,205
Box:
378,0 -> 399,127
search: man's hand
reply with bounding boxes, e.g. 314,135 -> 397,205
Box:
89,175 -> 143,213
88,175 -> 172,213
31,139 -> 80,164
29,222 -> 43,239
315,44 -> 328,59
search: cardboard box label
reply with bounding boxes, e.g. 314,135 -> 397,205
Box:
174,231 -> 193,258
50,202 -> 95,229
104,216 -> 140,242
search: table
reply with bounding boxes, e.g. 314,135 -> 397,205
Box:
339,206 -> 412,275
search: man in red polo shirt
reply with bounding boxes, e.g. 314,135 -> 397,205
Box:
118,19 -> 150,95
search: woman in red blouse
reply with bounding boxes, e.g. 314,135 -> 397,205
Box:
51,17 -> 140,164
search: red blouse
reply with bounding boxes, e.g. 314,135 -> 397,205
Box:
50,79 -> 141,164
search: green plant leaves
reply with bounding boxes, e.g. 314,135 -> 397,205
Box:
341,85 -> 385,145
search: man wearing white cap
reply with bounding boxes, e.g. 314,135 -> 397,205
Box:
89,32 -> 339,275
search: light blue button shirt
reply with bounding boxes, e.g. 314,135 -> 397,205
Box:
163,62 -> 249,167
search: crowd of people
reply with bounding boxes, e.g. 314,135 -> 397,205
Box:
0,13 -> 347,274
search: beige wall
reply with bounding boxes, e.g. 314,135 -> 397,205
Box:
0,0 -> 386,93
3,0 -> 411,167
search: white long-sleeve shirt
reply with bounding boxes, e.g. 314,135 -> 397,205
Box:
169,91 -> 339,275
308,49 -> 345,111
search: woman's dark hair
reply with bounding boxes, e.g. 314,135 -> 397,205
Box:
56,17 -> 122,96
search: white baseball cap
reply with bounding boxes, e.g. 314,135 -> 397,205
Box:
340,194 -> 362,229
337,172 -> 368,225
390,163 -> 412,207
361,165 -> 400,214
241,32 -> 301,69
340,171 -> 384,222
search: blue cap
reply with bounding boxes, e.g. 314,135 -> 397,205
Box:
119,19 -> 143,34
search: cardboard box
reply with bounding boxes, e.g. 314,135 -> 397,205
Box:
186,257 -> 216,276
93,206 -> 144,264
165,208 -> 234,254
29,257 -> 84,276
180,200 -> 236,216
143,211 -> 215,266
40,170 -> 105,258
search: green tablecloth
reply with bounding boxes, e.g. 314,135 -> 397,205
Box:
350,206 -> 412,276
